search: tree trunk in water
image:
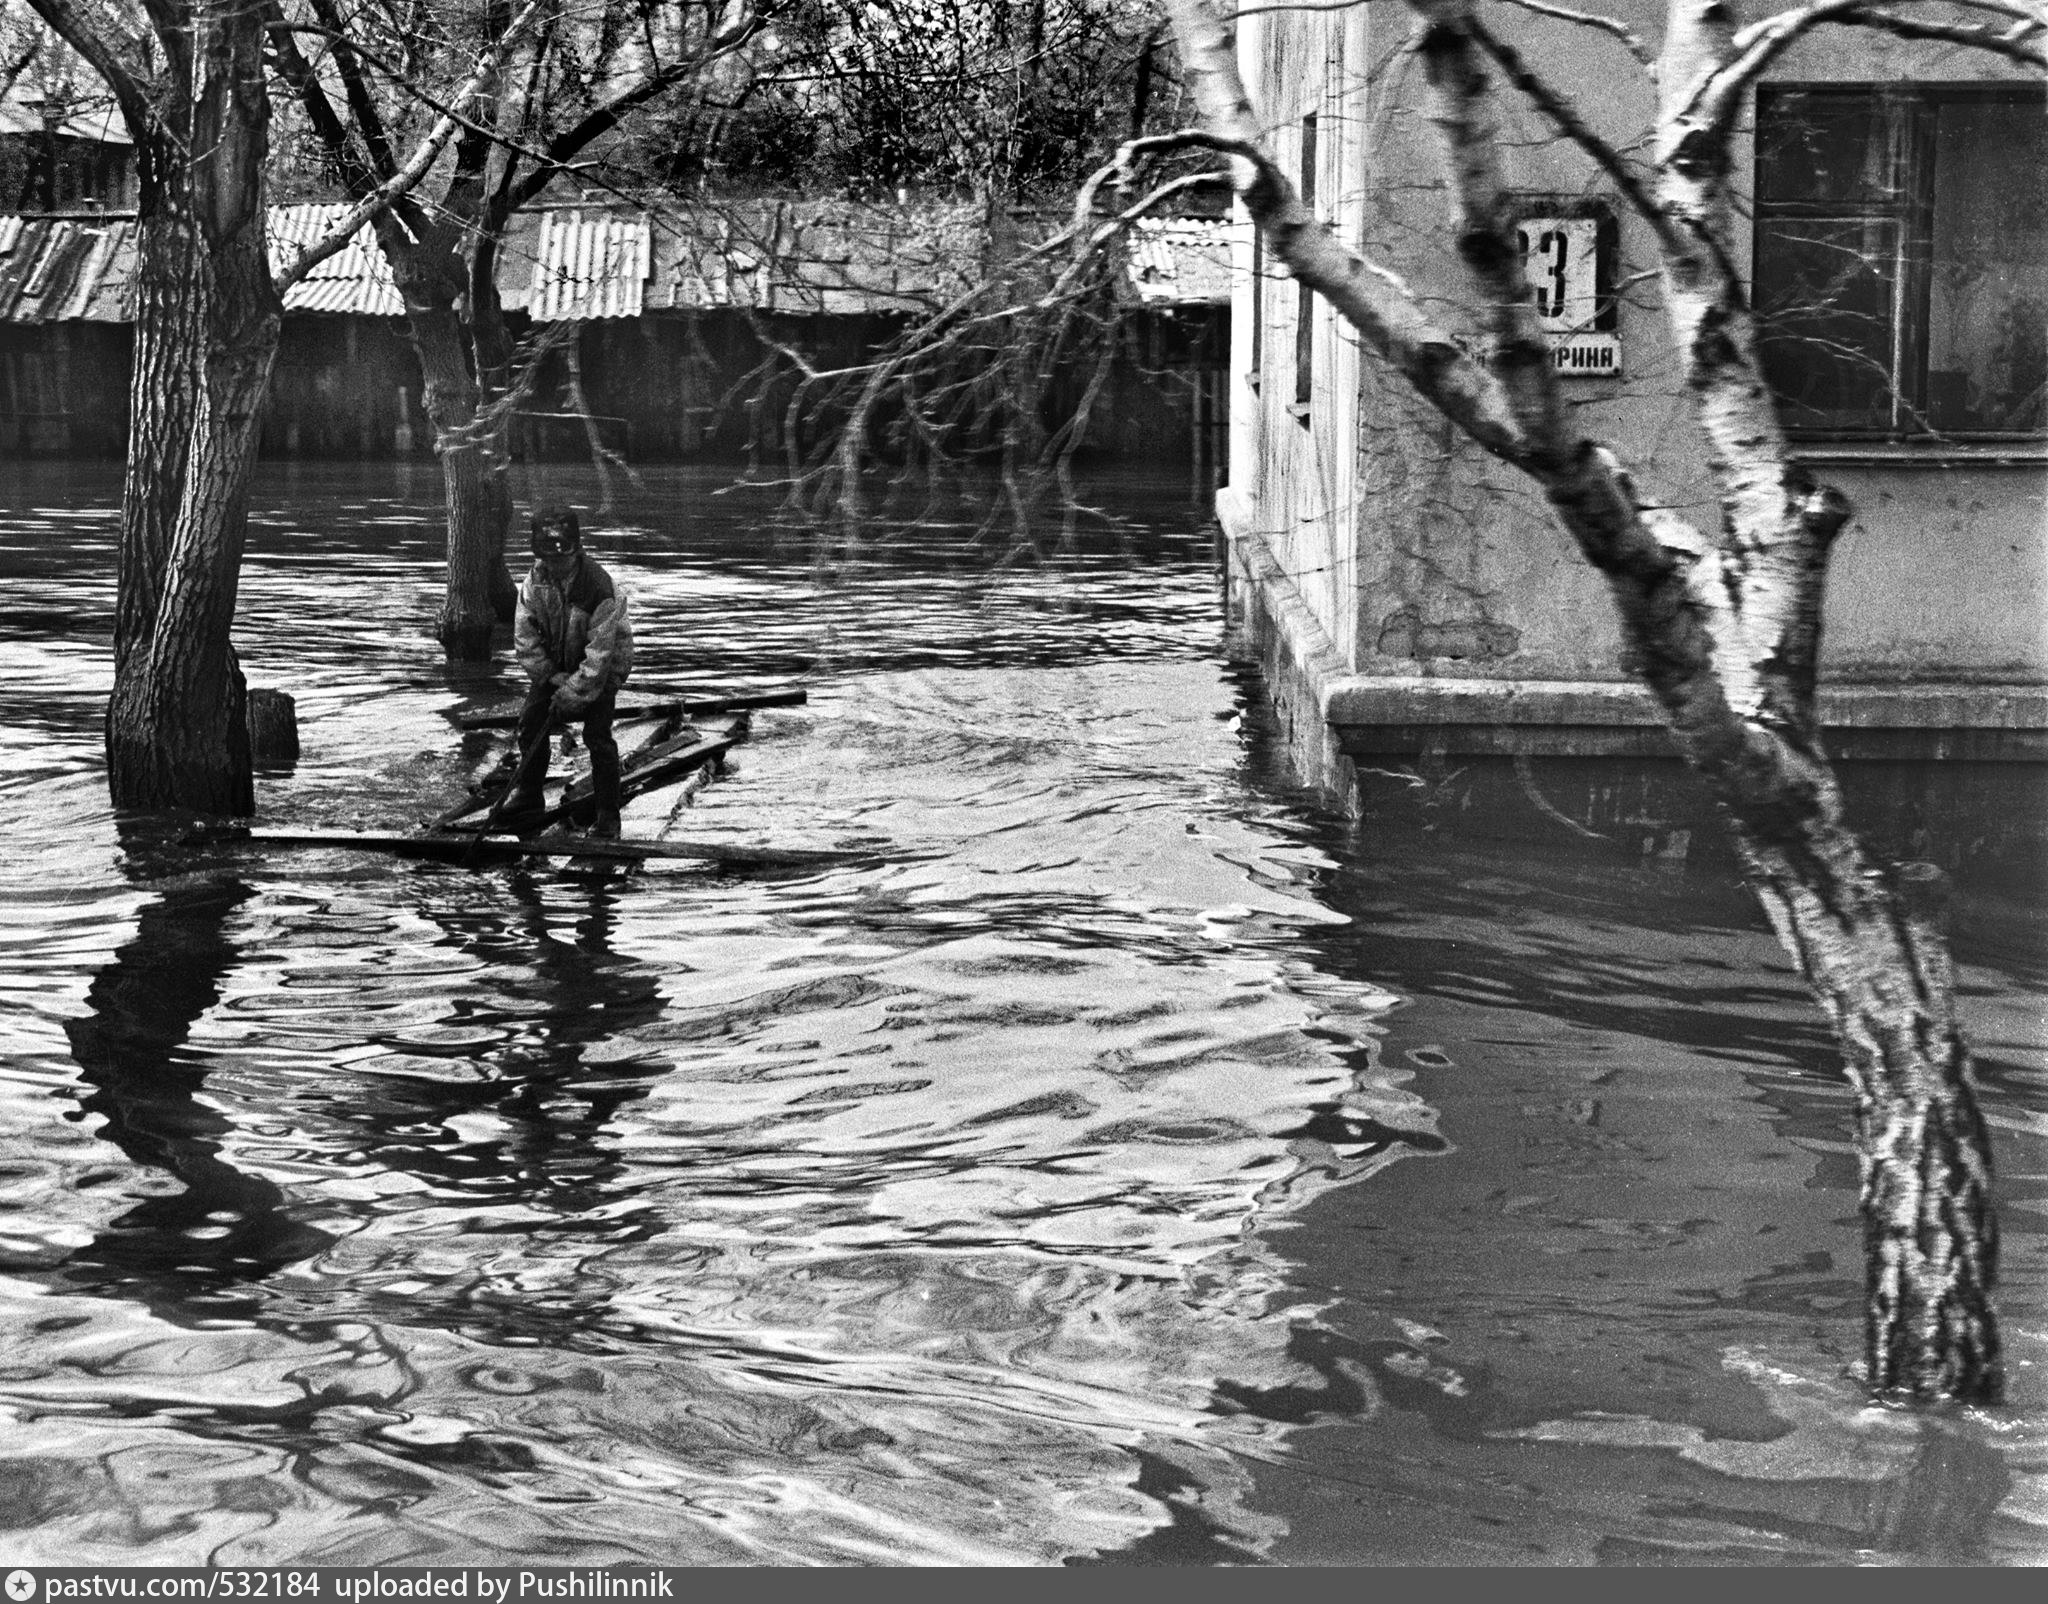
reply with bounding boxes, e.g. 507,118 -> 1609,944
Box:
396,287 -> 502,661
1643,0 -> 1999,1399
105,0 -> 281,815
468,240 -> 519,623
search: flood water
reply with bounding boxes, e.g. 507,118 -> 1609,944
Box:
0,460 -> 2043,1566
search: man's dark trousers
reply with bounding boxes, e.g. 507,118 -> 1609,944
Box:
515,681 -> 621,820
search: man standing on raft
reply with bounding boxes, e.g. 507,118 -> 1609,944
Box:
505,503 -> 634,838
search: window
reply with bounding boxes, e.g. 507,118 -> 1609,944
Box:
1248,226 -> 1263,389
1754,84 -> 2046,439
1294,112 -> 1317,414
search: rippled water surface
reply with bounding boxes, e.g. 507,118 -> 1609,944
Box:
1,462 -> 2043,1565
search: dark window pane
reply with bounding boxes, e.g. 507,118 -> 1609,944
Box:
1925,94 -> 2047,433
1756,217 -> 1901,431
1296,112 -> 1317,410
1756,90 -> 1905,208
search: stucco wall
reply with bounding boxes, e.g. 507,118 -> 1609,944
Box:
1221,1 -> 2048,710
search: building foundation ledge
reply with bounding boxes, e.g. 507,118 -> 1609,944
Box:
1320,677 -> 2048,760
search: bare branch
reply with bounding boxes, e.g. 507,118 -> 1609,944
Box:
504,4 -> 770,212
264,1 -> 393,212
1489,0 -> 1655,67
274,0 -> 547,293
1159,4 -> 1546,466
1461,12 -> 1677,251
1068,130 -> 1223,247
1051,167 -> 1226,301
1838,3 -> 2046,64
303,0 -> 403,181
1409,0 -> 1589,474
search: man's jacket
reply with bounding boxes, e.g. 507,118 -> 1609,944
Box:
515,554 -> 634,714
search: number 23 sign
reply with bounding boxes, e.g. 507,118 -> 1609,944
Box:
1515,212 -> 1622,378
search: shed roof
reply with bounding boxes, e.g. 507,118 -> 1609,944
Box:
267,203 -> 405,316
512,208 -> 652,319
3,201 -> 1231,325
499,200 -> 985,318
0,216 -> 135,321
655,200 -> 983,315
1123,217 -> 1239,307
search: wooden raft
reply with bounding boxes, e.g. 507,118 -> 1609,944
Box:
207,688 -> 842,871
213,827 -> 854,869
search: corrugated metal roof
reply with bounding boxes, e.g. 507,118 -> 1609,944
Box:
267,203 -> 405,317
4,203 -> 1232,324
0,216 -> 134,321
1124,217 -> 1238,307
515,209 -> 650,320
634,200 -> 982,315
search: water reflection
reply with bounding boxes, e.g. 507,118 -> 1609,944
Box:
63,855 -> 332,1312
1224,788 -> 2048,1563
352,872 -> 671,1247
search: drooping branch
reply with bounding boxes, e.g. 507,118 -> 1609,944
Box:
1067,130 -> 1233,247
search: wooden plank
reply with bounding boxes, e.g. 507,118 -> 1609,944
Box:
455,687 -> 806,731
214,827 -> 859,869
433,718 -> 741,830
519,732 -> 740,833
618,708 -> 689,771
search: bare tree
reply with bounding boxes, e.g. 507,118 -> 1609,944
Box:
268,0 -> 769,659
23,0 -> 522,811
634,0 -> 1196,529
1153,0 -> 2047,1402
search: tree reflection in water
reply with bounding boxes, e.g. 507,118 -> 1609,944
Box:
62,855 -> 331,1316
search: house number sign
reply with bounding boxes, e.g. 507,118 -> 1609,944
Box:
1516,212 -> 1622,378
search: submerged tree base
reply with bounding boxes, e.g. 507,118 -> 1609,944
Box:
438,614 -> 499,663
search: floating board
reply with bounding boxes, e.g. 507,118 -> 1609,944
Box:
223,687 -> 819,875
455,687 -> 806,732
212,827 -> 858,869
434,724 -> 742,833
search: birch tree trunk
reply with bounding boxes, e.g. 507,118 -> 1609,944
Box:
104,0 -> 281,814
1159,0 -> 2003,1400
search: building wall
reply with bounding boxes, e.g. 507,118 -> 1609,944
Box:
1219,0 -> 2047,806
1223,3 -> 1370,672
0,320 -> 126,455
5,305 -> 1228,473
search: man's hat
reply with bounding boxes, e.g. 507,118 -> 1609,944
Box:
530,504 -> 582,557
